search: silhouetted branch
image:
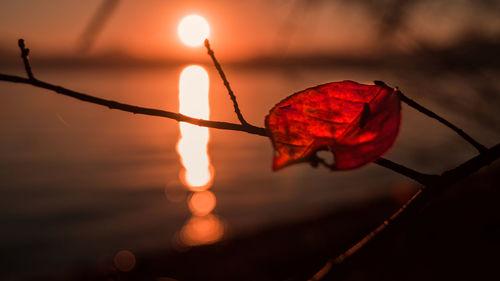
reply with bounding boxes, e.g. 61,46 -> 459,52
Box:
309,186 -> 426,281
375,158 -> 438,186
78,0 -> 120,52
398,90 -> 488,153
0,73 -> 267,136
441,142 -> 500,182
17,39 -> 34,80
314,154 -> 435,186
311,142 -> 500,280
204,39 -> 250,126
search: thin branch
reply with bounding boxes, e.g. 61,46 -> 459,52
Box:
310,187 -> 426,281
397,90 -> 488,153
311,142 -> 500,281
375,158 -> 438,186
204,39 -> 250,126
315,154 -> 435,186
0,73 -> 267,137
17,39 -> 34,79
77,0 -> 120,53
441,142 -> 500,183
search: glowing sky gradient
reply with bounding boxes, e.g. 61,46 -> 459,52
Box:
1,0 -> 499,62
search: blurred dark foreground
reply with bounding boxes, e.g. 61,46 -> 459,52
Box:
46,161 -> 499,281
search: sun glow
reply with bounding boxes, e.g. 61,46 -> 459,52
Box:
177,15 -> 210,47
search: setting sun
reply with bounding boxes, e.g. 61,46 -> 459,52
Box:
178,14 -> 210,47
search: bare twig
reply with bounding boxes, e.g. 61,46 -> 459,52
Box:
78,0 -> 120,52
0,73 -> 267,136
311,143 -> 500,281
204,39 -> 250,126
17,39 -> 34,80
310,187 -> 426,281
315,155 -> 435,186
440,142 -> 500,182
375,158 -> 438,186
397,90 -> 488,153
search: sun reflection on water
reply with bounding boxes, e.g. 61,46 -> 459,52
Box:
177,65 -> 213,191
175,65 -> 224,246
179,214 -> 224,246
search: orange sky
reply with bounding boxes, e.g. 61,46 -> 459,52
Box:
1,0 -> 499,62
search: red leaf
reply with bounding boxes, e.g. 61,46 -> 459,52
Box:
265,80 -> 401,171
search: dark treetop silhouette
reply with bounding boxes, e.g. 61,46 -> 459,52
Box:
0,39 -> 498,281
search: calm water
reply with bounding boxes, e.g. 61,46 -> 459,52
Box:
0,64 -> 498,280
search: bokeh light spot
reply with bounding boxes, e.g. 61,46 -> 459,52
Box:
179,214 -> 224,246
113,250 -> 136,272
188,190 -> 217,216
